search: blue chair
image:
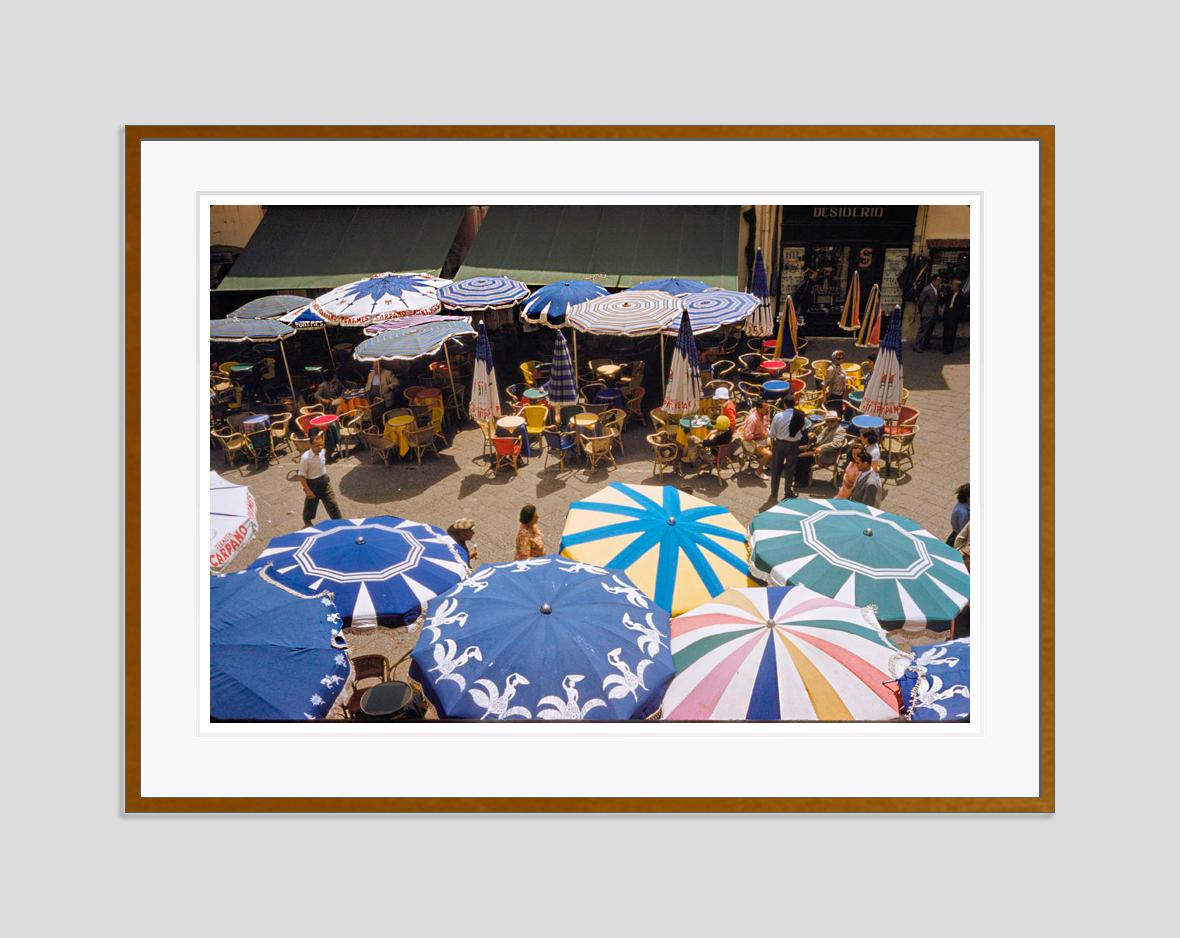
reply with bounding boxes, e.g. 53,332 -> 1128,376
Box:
542,428 -> 577,470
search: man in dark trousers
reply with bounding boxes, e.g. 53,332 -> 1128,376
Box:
914,274 -> 942,352
297,429 -> 343,525
942,277 -> 969,354
767,399 -> 806,503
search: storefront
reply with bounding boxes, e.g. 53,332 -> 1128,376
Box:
777,205 -> 919,335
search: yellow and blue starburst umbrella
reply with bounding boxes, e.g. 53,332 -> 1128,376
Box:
559,482 -> 752,616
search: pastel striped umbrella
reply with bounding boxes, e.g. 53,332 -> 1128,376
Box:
627,277 -> 712,295
662,308 -> 702,415
362,313 -> 455,336
670,290 -> 759,335
859,311 -> 903,421
566,291 -> 683,336
521,280 -> 609,327
745,247 -> 774,337
439,276 -> 529,311
839,270 -> 861,332
311,272 -> 449,325
228,295 -> 310,320
210,472 -> 257,572
662,585 -> 906,721
559,482 -> 751,616
748,498 -> 970,632
546,330 -> 579,407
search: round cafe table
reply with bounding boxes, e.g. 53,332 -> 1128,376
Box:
760,339 -> 778,353
523,387 -> 549,403
240,413 -> 271,457
309,414 -> 338,430
357,681 -> 423,721
760,359 -> 788,377
594,387 -> 625,410
383,414 -> 416,457
496,414 -> 532,458
850,414 -> 885,434
762,380 -> 790,400
677,415 -> 712,447
572,413 -> 599,434
229,363 -> 256,378
596,364 -> 622,384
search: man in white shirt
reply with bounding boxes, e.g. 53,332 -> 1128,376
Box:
767,401 -> 806,503
297,430 -> 342,525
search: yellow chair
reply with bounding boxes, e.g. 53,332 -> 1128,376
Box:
790,356 -> 809,376
811,360 -> 831,387
520,360 -> 542,387
522,405 -> 548,447
218,361 -> 240,377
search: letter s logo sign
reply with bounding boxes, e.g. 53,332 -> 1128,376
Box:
858,247 -> 873,268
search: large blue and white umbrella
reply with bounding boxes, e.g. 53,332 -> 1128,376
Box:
546,330 -> 579,407
439,276 -> 529,311
409,557 -> 675,720
521,280 -> 609,328
280,305 -> 331,330
311,272 -> 450,326
362,313 -> 455,336
669,290 -> 759,335
228,295 -> 310,320
627,277 -> 712,295
469,320 -> 501,423
745,247 -> 774,337
661,308 -> 703,415
353,318 -> 475,362
566,290 -> 683,336
250,517 -> 470,629
898,638 -> 971,721
211,567 -> 350,721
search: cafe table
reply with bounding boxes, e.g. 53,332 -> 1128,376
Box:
357,680 -> 423,721
572,412 -> 600,436
760,339 -> 780,353
594,387 -> 625,410
596,364 -> 622,384
383,413 -> 416,457
523,387 -> 549,403
240,413 -> 272,457
496,414 -> 532,458
850,414 -> 885,435
760,359 -> 788,377
676,415 -> 712,447
762,380 -> 790,400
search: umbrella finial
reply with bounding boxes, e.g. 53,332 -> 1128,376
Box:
356,536 -> 366,545
667,517 -> 676,526
863,528 -> 873,537
540,603 -> 553,615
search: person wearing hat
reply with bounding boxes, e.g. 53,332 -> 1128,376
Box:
740,399 -> 773,480
824,349 -> 848,417
683,414 -> 733,468
713,386 -> 738,425
796,410 -> 848,487
446,518 -> 479,571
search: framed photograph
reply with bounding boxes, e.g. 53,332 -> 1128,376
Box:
125,125 -> 1053,812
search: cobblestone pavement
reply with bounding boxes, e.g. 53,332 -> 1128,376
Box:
219,335 -> 969,690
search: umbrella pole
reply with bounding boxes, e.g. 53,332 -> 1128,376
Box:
443,341 -> 460,421
278,340 -> 296,406
572,329 -> 579,380
660,334 -> 666,400
322,326 -> 337,376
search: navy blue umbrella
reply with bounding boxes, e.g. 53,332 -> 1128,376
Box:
898,638 -> 971,721
410,557 -> 675,720
627,277 -> 712,295
521,280 -> 609,327
250,517 -> 470,629
211,568 -> 350,721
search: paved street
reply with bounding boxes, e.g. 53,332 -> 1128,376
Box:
218,334 -> 969,682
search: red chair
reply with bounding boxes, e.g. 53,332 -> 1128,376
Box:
296,413 -> 317,436
697,441 -> 735,479
490,436 -> 523,477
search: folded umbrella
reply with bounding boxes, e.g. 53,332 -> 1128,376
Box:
209,471 -> 257,572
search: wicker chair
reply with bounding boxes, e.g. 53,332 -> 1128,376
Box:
581,434 -> 617,472
647,432 -> 680,477
406,424 -> 440,465
341,654 -> 390,719
598,409 -> 625,455
696,441 -> 735,480
361,430 -> 395,466
211,428 -> 253,467
337,410 -> 364,456
711,359 -> 736,380
579,382 -> 606,405
648,407 -> 670,433
268,413 -> 292,457
478,419 -> 496,461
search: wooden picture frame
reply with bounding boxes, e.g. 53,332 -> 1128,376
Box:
125,125 -> 1053,813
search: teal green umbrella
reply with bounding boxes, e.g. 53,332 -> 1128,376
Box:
747,498 -> 969,632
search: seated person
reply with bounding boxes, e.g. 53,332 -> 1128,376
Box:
796,410 -> 847,485
837,442 -> 865,499
683,415 -> 733,467
860,428 -> 882,469
365,361 -> 400,408
313,374 -> 344,407
713,386 -> 738,425
740,401 -> 773,479
848,449 -> 882,507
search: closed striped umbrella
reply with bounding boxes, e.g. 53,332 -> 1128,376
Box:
662,308 -> 702,416
439,276 -> 529,311
773,294 -> 800,360
745,247 -> 774,337
671,290 -> 758,335
856,284 -> 883,348
559,483 -> 751,616
662,585 -> 905,721
546,330 -> 579,407
628,277 -> 712,295
566,291 -> 683,336
859,311 -> 903,420
469,321 -> 501,423
228,295 -> 310,320
521,280 -> 609,327
311,272 -> 449,325
748,498 -> 970,632
839,270 -> 861,332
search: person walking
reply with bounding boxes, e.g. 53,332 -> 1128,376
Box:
297,429 -> 343,525
514,504 -> 545,560
947,483 -> 970,546
942,277 -> 968,354
847,449 -> 881,507
768,401 -> 807,502
825,349 -> 848,416
447,518 -> 479,570
914,274 -> 942,352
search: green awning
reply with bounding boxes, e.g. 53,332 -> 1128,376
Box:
456,205 -> 740,289
215,206 -> 466,291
